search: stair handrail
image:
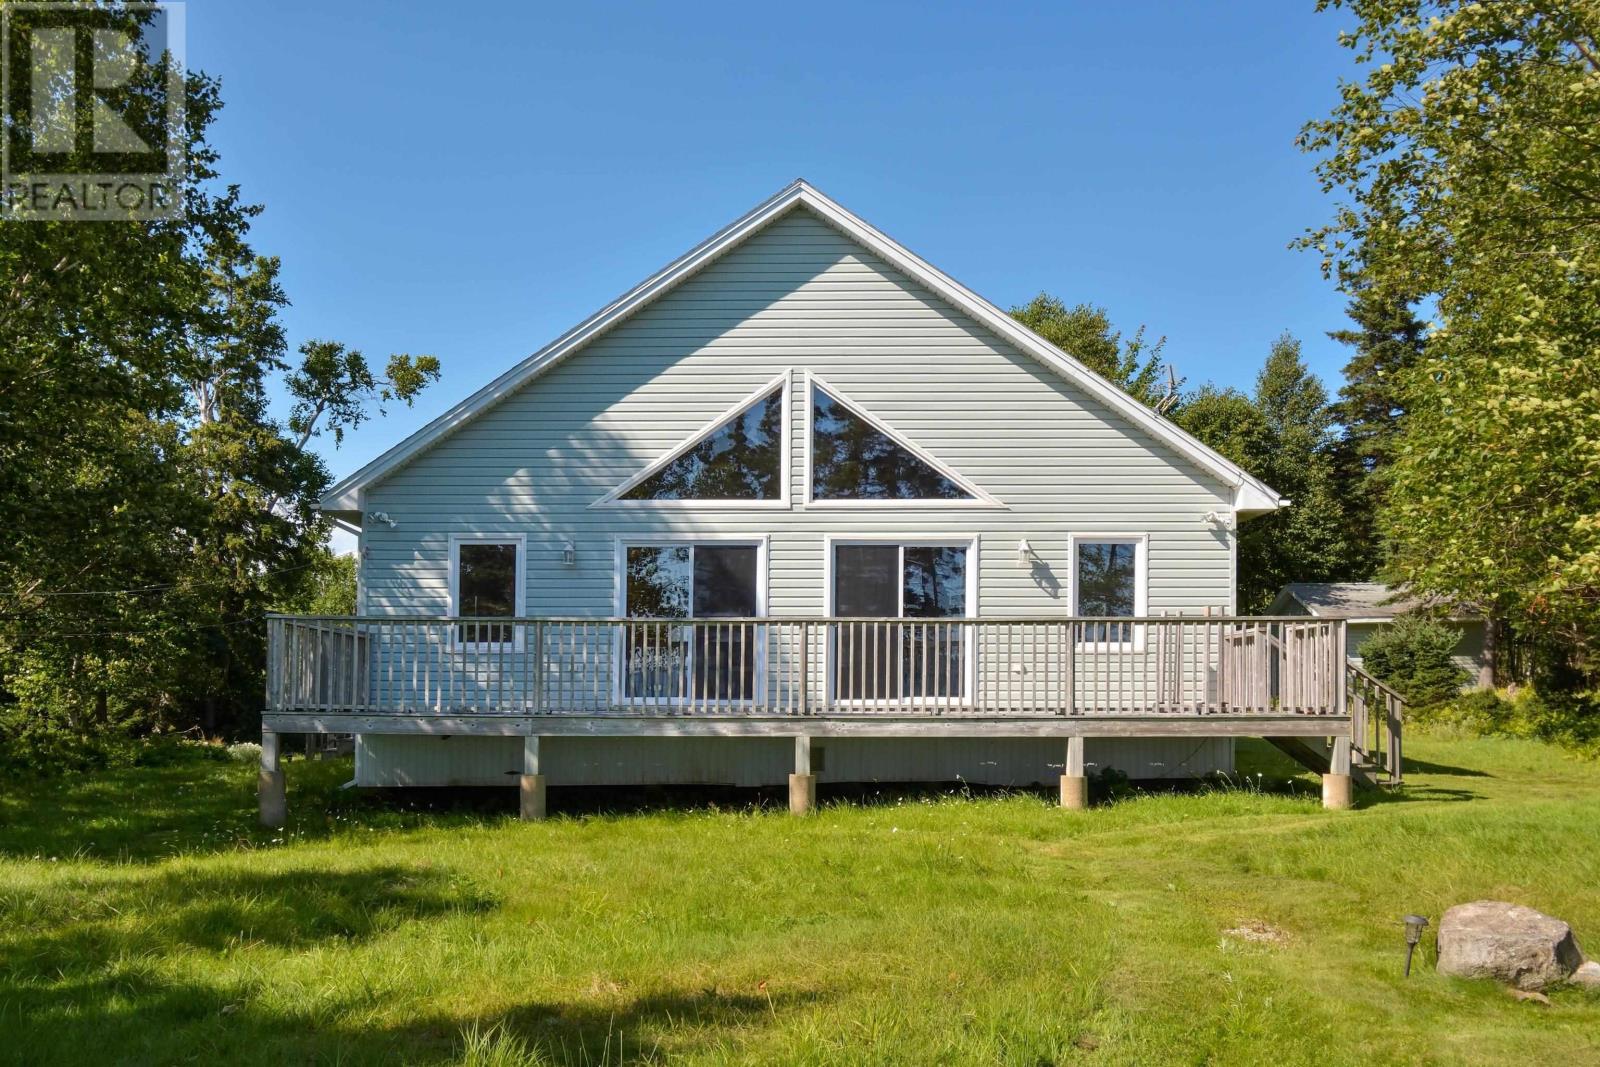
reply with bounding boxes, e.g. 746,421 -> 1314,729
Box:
1346,661 -> 1403,706
1345,660 -> 1405,786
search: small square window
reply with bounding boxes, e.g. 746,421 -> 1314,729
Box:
1073,538 -> 1144,645
452,538 -> 523,647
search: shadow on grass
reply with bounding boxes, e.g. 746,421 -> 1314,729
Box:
586,779 -> 1076,815
2,862 -> 495,967
436,779 -> 1236,817
1356,784 -> 1484,807
1222,738 -> 1495,809
1400,757 -> 1493,777
459,987 -> 825,1066
1,861 -> 506,1064
364,779 -> 1051,819
0,755 -> 364,862
5,951 -> 822,1065
0,736 -> 1503,864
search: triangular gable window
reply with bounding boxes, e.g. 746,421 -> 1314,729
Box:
809,380 -> 988,502
604,377 -> 786,503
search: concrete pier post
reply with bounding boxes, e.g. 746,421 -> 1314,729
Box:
520,735 -> 547,820
259,729 -> 286,828
1059,736 -> 1088,811
1323,734 -> 1353,810
789,736 -> 816,815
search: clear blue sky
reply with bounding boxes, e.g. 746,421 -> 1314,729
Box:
191,0 -> 1359,492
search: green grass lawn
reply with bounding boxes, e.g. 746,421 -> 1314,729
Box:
2,734 -> 1599,1066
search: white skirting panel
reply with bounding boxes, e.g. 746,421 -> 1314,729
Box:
354,734 -> 1234,788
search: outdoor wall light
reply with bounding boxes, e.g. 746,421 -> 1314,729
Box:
1203,510 -> 1235,531
1401,914 -> 1429,976
1017,538 -> 1035,568
366,511 -> 399,529
561,539 -> 576,567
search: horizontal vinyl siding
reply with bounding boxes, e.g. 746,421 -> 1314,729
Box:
356,736 -> 1232,788
351,206 -> 1242,785
363,206 -> 1235,629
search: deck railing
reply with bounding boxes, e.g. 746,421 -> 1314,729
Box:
266,615 -> 1347,718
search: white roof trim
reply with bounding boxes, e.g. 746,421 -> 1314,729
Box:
321,179 -> 1284,514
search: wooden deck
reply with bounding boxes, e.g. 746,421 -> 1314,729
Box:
258,615 -> 1401,824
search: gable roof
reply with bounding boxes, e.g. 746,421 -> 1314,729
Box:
1269,583 -> 1482,622
321,180 -> 1284,518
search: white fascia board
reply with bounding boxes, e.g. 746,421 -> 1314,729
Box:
791,186 -> 1284,507
319,181 -> 814,511
320,179 -> 1286,512
1233,480 -> 1285,519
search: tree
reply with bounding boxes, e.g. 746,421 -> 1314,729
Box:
0,14 -> 439,753
1299,0 -> 1600,688
276,551 -> 358,617
1359,615 -> 1469,707
1327,283 -> 1428,576
1009,295 -> 1179,410
1178,335 -> 1352,611
1175,387 -> 1275,485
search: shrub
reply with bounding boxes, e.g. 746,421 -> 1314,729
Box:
1511,690 -> 1600,758
1089,766 -> 1133,802
1360,614 -> 1469,707
0,712 -> 123,776
1414,688 -> 1600,759
0,717 -> 231,777
1409,687 -> 1513,732
226,741 -> 262,763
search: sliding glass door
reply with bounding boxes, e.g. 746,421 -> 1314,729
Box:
622,543 -> 761,702
832,542 -> 969,702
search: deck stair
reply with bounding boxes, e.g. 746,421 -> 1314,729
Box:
1267,661 -> 1404,788
1265,736 -> 1378,788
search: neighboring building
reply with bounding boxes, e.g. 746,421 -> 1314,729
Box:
260,180 -> 1389,824
1268,583 -> 1492,688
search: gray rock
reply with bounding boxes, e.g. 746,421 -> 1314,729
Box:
1436,901 -> 1585,991
1571,960 -> 1600,990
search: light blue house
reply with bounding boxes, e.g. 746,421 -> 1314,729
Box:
261,181 -> 1390,824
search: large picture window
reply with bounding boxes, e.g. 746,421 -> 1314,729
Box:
809,381 -> 980,502
1072,536 -> 1146,645
831,541 -> 971,700
621,542 -> 763,701
599,376 -> 788,505
450,536 -> 525,647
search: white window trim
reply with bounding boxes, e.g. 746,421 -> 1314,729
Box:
822,534 -> 980,706
803,372 -> 1005,509
1067,533 -> 1148,653
611,535 -> 770,707
591,372 -> 792,509
355,525 -> 368,616
448,533 -> 527,652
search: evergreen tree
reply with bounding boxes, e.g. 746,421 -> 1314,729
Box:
1178,335 -> 1351,611
1327,284 -> 1428,576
